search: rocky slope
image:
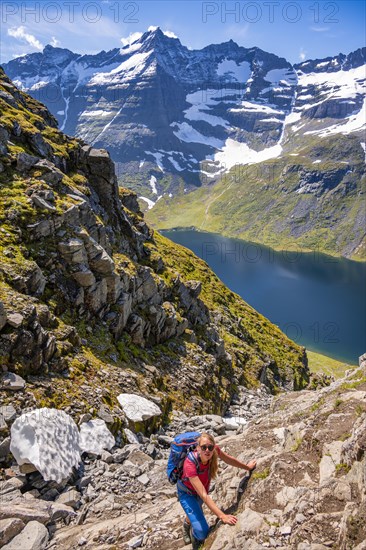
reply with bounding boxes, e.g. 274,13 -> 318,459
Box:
1,356 -> 364,550
3,32 -> 365,258
0,66 -> 308,432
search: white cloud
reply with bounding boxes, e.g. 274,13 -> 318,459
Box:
148,25 -> 158,32
310,26 -> 330,32
163,30 -> 178,39
50,37 -> 60,47
299,48 -> 307,61
120,32 -> 143,47
8,26 -> 43,50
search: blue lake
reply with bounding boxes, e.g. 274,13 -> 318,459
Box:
162,230 -> 366,365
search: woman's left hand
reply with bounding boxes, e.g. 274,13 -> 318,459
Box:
246,460 -> 256,471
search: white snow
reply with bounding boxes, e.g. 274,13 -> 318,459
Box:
30,80 -> 50,90
296,65 -> 365,102
80,109 -> 113,118
150,175 -> 158,194
214,138 -> 282,170
13,75 -> 50,90
305,98 -> 366,137
88,51 -> 152,86
185,105 -> 229,127
93,107 -> 123,142
361,142 -> 366,162
60,95 -> 69,132
261,117 -> 283,123
213,108 -> 298,170
117,393 -> 162,422
79,419 -> 115,455
182,89 -> 230,128
109,51 -> 151,75
10,408 -> 80,483
264,68 -> 297,86
313,159 -> 322,163
57,110 -> 65,115
172,122 -> 224,148
139,160 -> 145,168
168,156 -> 184,171
139,196 -> 155,209
216,59 -> 251,82
146,151 -> 165,171
230,101 -> 283,115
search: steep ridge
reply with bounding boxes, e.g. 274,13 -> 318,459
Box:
0,67 -> 308,427
3,31 -> 365,259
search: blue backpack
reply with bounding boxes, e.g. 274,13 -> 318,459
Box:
166,431 -> 201,484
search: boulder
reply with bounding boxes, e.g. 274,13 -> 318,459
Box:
2,520 -> 49,550
1,373 -> 26,391
79,419 -> 115,455
0,405 -> 17,422
117,394 -> 162,423
0,504 -> 50,524
6,313 -> 23,328
10,409 -> 81,483
0,518 -> 25,547
16,152 -> 38,172
31,195 -> 56,212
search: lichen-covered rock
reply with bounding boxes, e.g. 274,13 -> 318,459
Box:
10,409 -> 80,483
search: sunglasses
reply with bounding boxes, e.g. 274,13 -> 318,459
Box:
200,444 -> 214,452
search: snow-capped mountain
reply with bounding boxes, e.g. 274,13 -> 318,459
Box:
3,29 -> 365,207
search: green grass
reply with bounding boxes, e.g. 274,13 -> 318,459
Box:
146,133 -> 366,261
306,350 -> 356,379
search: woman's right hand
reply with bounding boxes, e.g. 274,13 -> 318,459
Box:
220,514 -> 237,525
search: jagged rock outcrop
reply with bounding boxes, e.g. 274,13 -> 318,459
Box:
0,66 -> 308,428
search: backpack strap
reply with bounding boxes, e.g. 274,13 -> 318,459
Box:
182,450 -> 208,481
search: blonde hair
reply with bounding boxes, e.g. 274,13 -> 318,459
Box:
198,432 -> 219,479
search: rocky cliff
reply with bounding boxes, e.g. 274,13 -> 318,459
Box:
0,66 -> 308,429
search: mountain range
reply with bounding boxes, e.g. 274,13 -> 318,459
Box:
3,29 -> 365,258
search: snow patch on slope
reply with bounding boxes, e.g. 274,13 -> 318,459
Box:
150,175 -> 158,194
217,59 -> 251,82
172,122 -> 224,148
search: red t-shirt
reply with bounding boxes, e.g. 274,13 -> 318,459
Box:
182,446 -> 221,493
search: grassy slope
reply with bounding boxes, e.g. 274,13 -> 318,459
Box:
145,232 -> 308,390
147,133 -> 366,260
307,350 -> 357,379
0,69 -> 308,419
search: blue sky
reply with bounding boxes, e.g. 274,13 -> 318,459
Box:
0,0 -> 365,64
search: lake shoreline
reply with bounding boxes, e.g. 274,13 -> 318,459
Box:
161,229 -> 366,365
159,227 -> 366,264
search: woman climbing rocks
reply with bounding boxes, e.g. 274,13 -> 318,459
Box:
177,432 -> 256,549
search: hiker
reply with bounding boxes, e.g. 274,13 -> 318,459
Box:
177,432 -> 256,549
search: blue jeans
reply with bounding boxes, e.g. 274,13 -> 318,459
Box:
177,483 -> 210,542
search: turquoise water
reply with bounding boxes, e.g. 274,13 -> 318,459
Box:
162,230 -> 366,365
